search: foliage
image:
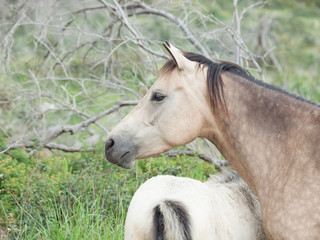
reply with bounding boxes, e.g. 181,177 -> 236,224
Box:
0,141 -> 216,239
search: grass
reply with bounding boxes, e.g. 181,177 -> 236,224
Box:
0,143 -> 217,239
22,194 -> 122,239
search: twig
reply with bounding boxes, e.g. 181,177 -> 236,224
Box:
209,12 -> 265,80
1,101 -> 138,152
98,0 -> 167,59
126,1 -> 210,57
233,0 -> 242,65
239,1 -> 268,21
0,138 -> 23,155
43,100 -> 138,144
45,142 -> 94,152
34,35 -> 70,78
40,93 -> 109,134
154,149 -> 229,169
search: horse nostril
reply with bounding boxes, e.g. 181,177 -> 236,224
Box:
105,138 -> 115,152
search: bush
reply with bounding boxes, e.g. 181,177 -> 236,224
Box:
0,145 -> 216,239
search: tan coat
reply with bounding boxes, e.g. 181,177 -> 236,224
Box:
105,42 -> 320,239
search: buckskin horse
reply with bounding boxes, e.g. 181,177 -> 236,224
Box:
125,171 -> 267,240
105,42 -> 320,239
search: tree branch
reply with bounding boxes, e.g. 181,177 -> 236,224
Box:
0,100 -> 138,153
44,142 -> 94,152
154,149 -> 229,169
126,1 -> 210,57
98,0 -> 167,59
43,100 -> 138,145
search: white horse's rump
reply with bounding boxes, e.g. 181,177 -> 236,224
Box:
125,171 -> 267,240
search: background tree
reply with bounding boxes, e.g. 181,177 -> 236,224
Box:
0,0 -> 319,163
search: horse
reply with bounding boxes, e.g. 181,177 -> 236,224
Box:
105,42 -> 320,239
125,171 -> 267,240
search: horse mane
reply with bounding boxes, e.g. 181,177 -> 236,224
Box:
161,52 -> 319,111
161,52 -> 253,112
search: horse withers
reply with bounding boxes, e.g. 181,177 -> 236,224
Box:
125,171 -> 267,240
105,42 -> 320,239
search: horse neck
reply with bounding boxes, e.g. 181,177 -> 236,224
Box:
208,72 -> 320,196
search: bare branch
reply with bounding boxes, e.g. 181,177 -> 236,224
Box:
1,100 -> 138,153
43,100 -> 138,145
125,1 -> 211,57
34,35 -> 70,78
98,0 -> 167,59
45,142 -> 94,152
0,138 -> 23,155
239,1 -> 268,21
154,149 -> 229,169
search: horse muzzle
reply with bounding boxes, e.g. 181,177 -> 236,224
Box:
105,135 -> 136,169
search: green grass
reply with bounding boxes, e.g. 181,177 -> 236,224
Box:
18,194 -> 123,240
0,144 -> 216,239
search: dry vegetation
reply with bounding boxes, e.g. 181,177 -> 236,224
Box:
0,0 -> 283,160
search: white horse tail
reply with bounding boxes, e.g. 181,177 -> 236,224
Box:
154,200 -> 192,240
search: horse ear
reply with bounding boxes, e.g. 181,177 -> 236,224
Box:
162,41 -> 192,71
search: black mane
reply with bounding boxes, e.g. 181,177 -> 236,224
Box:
161,51 -> 319,109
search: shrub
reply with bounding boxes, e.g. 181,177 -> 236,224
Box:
0,145 -> 216,239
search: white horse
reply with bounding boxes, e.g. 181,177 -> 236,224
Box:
125,171 -> 267,240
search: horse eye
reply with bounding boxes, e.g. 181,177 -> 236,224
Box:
151,92 -> 166,102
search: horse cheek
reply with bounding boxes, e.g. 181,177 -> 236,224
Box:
162,116 -> 200,147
